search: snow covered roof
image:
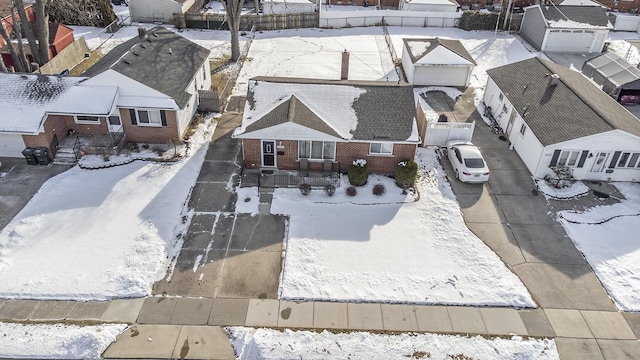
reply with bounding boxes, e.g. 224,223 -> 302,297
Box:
82,26 -> 210,109
402,0 -> 458,5
536,5 -> 612,29
558,0 -> 606,7
403,38 -> 476,65
235,77 -> 419,143
0,73 -> 116,134
487,57 -> 640,145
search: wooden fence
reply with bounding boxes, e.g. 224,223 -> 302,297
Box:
183,12 -> 319,31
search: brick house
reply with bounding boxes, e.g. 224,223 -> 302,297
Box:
0,26 -> 211,160
233,77 -> 420,175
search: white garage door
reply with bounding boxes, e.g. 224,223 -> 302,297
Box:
413,66 -> 470,87
0,133 -> 26,158
545,30 -> 593,53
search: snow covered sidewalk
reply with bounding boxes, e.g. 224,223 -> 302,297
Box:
272,148 -> 535,307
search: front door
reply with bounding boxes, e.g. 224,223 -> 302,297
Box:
108,115 -> 122,133
590,152 -> 609,173
262,140 -> 276,167
505,110 -> 516,136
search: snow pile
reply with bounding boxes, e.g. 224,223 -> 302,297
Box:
0,118 -> 217,300
535,179 -> 590,200
272,148 -> 535,307
230,327 -> 559,360
236,187 -> 260,215
0,322 -> 126,360
559,182 -> 640,311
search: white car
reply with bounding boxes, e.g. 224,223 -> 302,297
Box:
446,141 -> 490,183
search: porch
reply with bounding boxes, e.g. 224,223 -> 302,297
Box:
240,167 -> 341,189
53,131 -> 126,164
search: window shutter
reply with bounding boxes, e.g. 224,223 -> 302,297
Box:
160,110 -> 167,126
577,150 -> 589,168
129,109 -> 137,125
549,150 -> 561,167
609,151 -> 621,168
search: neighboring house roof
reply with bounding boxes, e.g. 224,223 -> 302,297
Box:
486,57 -> 640,146
403,38 -> 476,65
236,77 -> 419,143
49,23 -> 73,43
582,51 -> 640,92
82,26 -> 210,108
558,0 -> 606,7
0,73 -> 117,134
538,5 -> 612,28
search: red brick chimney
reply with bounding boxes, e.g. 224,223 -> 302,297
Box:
341,50 -> 350,80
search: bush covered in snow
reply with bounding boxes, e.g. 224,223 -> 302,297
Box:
325,184 -> 336,196
348,159 -> 369,186
395,159 -> 418,189
299,183 -> 311,195
544,166 -> 575,189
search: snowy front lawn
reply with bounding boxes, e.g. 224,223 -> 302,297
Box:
0,119 -> 216,300
230,327 -> 559,360
272,148 -> 535,307
0,322 -> 126,360
558,182 -> 640,311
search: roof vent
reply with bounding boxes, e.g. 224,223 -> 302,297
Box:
133,51 -> 139,56
123,59 -> 130,65
548,73 -> 560,87
152,32 -> 159,38
140,43 -> 146,49
168,47 -> 173,55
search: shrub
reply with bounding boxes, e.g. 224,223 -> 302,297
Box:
346,186 -> 357,197
457,10 -> 499,31
325,184 -> 336,196
395,160 -> 418,188
544,166 -> 575,189
299,183 -> 311,195
373,183 -> 385,196
348,159 -> 369,186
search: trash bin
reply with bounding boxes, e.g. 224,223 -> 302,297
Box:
33,147 -> 51,165
22,147 -> 38,165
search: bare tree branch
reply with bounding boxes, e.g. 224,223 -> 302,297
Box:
35,0 -> 49,63
9,4 -> 30,71
14,0 -> 41,65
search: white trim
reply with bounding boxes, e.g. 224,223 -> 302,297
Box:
369,142 -> 394,156
74,115 -> 104,125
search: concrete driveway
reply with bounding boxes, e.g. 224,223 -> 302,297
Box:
0,158 -> 72,230
152,112 -> 286,300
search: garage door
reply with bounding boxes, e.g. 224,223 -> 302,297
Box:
545,30 -> 593,53
0,133 -> 26,158
413,66 -> 470,87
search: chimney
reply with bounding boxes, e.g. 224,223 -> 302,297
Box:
341,50 -> 350,80
548,73 -> 560,87
138,27 -> 147,39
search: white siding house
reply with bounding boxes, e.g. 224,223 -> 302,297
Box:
520,5 -> 611,53
398,0 -> 458,12
129,0 -> 195,23
484,57 -> 640,182
401,38 -> 475,87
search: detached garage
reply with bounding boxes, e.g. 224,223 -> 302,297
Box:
520,5 -> 611,53
401,38 -> 476,87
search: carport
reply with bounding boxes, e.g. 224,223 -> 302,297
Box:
582,51 -> 640,102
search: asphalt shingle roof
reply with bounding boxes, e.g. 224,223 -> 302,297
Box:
539,5 -> 610,27
243,77 -> 417,142
403,38 -> 476,65
486,57 -> 640,146
82,26 -> 210,108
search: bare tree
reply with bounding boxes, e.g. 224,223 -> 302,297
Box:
35,0 -> 49,64
10,5 -> 31,71
0,21 -> 24,72
14,0 -> 41,65
221,0 -> 246,61
0,54 -> 7,72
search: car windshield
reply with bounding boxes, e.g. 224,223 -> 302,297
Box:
464,158 -> 485,168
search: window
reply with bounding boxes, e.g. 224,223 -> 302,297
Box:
498,93 -> 504,101
557,150 -> 581,167
74,115 -> 104,124
519,123 -> 527,136
298,141 -> 335,160
369,142 -> 393,155
617,152 -> 640,168
202,65 -> 207,81
130,109 -> 165,127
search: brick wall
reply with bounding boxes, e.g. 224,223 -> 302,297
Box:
242,138 -> 417,174
120,108 -> 180,144
22,114 -> 107,159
